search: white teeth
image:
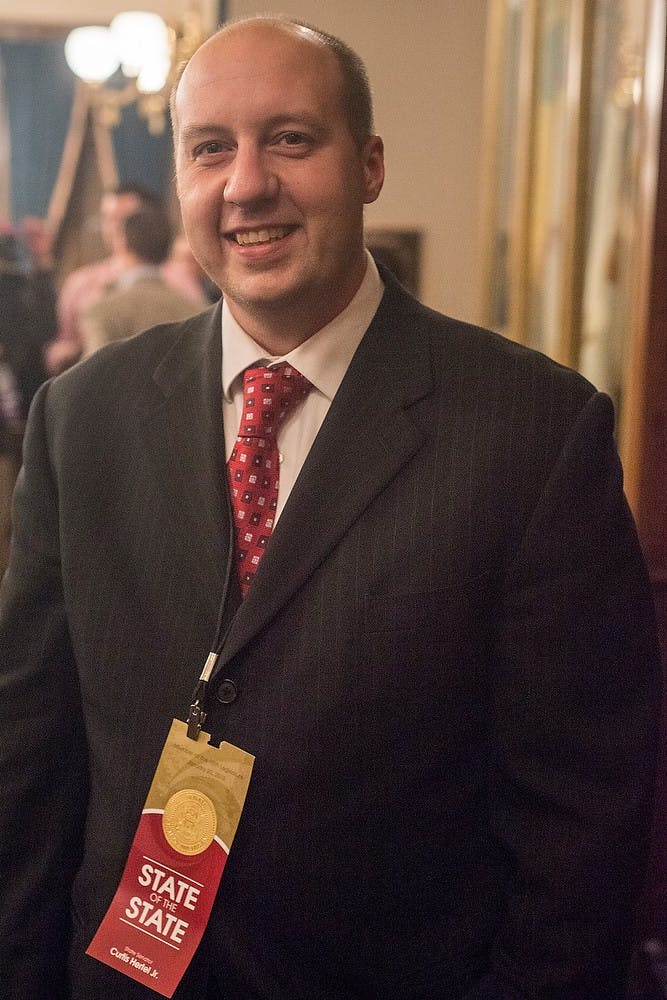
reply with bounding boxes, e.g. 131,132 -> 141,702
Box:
235,227 -> 290,245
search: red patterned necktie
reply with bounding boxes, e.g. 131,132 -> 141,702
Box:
227,363 -> 311,595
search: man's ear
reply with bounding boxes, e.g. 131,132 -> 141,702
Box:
362,136 -> 385,205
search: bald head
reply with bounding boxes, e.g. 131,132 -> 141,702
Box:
172,16 -> 374,149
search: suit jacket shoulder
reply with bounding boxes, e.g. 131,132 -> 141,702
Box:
47,301 -> 220,421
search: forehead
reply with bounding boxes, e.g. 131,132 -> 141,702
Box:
175,24 -> 345,128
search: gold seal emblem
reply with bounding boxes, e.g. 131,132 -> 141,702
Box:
162,789 -> 217,856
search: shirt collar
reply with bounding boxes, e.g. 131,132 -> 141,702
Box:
222,250 -> 384,402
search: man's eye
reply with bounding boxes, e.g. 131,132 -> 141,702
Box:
193,141 -> 226,158
278,132 -> 308,147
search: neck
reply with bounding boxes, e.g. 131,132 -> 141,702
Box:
225,303 -> 332,355
111,250 -> 141,270
226,256 -> 369,355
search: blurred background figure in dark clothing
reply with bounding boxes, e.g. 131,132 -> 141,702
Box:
0,216 -> 54,423
0,215 -> 55,575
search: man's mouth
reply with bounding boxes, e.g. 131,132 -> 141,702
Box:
229,226 -> 293,246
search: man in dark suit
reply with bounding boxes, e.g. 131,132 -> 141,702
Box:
0,15 -> 660,1000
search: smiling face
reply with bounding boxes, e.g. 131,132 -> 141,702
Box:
173,21 -> 384,351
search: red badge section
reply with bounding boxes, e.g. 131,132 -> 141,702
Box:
87,811 -> 228,996
86,719 -> 255,997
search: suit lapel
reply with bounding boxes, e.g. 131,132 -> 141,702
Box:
140,304 -> 235,610
219,276 -> 433,666
131,280 -> 433,669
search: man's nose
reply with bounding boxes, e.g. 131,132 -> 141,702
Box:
223,144 -> 278,206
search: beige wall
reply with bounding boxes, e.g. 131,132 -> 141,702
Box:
1,0 -> 490,323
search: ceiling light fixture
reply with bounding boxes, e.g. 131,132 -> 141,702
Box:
64,6 -> 205,134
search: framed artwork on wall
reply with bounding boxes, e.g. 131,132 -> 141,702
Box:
366,227 -> 422,296
479,0 -> 664,478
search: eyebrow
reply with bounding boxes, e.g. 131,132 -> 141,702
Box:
178,113 -> 329,148
177,124 -> 231,148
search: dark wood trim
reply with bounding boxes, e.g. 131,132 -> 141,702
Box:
635,15 -> 667,583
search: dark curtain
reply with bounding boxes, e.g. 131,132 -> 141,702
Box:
0,40 -> 73,220
111,99 -> 173,196
1,40 -> 173,216
0,3 -> 229,221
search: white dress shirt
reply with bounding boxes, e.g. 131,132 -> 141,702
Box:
222,251 -> 384,521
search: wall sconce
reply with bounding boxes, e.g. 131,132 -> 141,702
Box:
64,7 -> 205,134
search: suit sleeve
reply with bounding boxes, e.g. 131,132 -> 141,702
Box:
467,391 -> 661,999
0,380 -> 88,997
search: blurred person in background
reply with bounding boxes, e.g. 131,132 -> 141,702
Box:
0,216 -> 54,418
80,203 -> 206,356
44,182 -> 206,375
0,215 -> 55,573
169,231 -> 221,305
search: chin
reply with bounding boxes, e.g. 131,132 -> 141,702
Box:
226,271 -> 315,309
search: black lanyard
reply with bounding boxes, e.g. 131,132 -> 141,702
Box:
186,481 -> 238,741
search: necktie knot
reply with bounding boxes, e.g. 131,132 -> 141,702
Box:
240,364 -> 311,439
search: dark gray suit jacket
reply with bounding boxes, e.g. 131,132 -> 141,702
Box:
0,270 -> 660,999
